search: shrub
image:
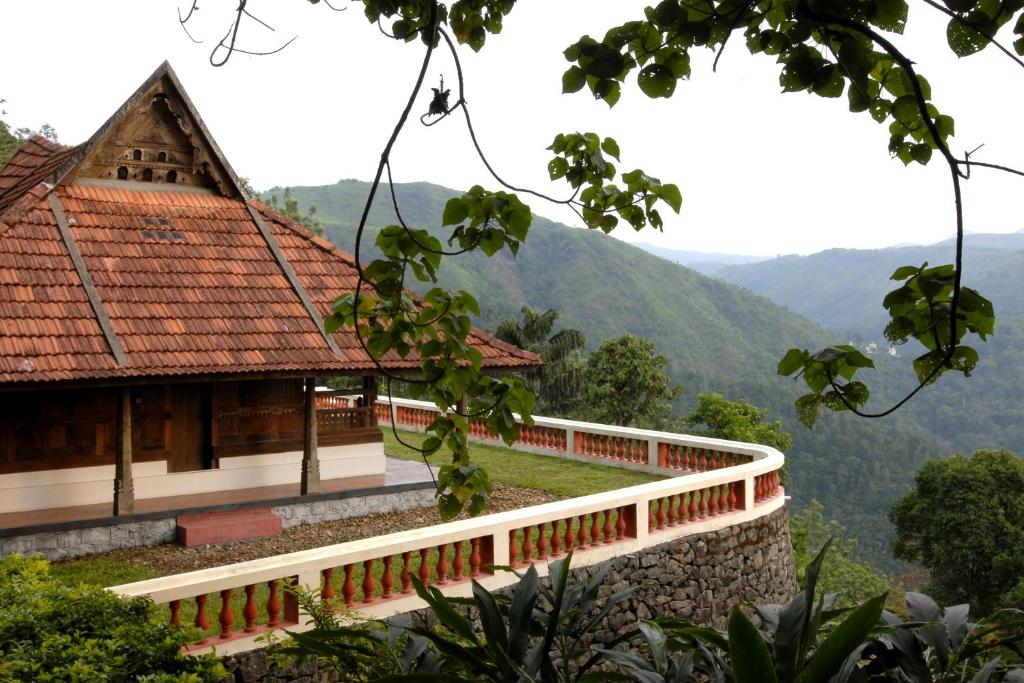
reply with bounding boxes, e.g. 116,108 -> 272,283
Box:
0,554 -> 224,682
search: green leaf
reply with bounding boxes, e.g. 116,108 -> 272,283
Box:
601,137 -> 621,160
442,197 -> 469,226
728,608 -> 778,683
548,157 -> 569,181
637,63 -> 676,98
658,183 -> 682,213
562,65 -> 586,93
795,593 -> 887,683
947,18 -> 990,56
778,348 -> 807,376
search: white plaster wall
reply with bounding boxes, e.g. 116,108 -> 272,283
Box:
0,443 -> 386,514
0,461 -> 166,514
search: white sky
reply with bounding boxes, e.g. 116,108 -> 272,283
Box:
2,1 -> 1022,256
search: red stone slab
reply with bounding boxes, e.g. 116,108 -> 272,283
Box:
176,506 -> 282,546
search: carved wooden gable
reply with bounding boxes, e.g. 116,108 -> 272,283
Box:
74,74 -> 235,196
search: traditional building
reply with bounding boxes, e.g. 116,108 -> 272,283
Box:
0,62 -> 538,525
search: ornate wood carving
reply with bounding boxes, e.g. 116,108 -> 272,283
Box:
74,75 -> 235,195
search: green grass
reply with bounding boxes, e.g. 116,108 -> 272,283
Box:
382,428 -> 663,495
49,556 -> 160,587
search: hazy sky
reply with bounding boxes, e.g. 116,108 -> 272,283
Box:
2,1 -> 1021,256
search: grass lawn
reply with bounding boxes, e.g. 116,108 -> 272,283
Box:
382,427 -> 663,496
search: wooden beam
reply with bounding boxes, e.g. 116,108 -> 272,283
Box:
48,193 -> 129,367
301,378 -> 320,495
246,203 -> 342,357
113,387 -> 135,515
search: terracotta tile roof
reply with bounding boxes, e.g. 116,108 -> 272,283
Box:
0,136 -> 77,214
0,180 -> 538,385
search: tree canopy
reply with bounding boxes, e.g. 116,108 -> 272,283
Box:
890,449 -> 1024,614
581,334 -> 682,427
493,305 -> 585,417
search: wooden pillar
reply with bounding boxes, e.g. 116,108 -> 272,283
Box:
301,378 -> 320,495
113,387 -> 135,515
362,375 -> 378,427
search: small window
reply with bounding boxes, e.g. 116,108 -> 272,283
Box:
142,168 -> 153,182
117,166 -> 128,180
157,151 -> 167,162
132,149 -> 142,161
166,170 -> 177,184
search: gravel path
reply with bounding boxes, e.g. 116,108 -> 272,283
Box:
82,484 -> 561,577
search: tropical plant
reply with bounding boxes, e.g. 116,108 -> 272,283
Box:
582,334 -> 682,428
0,554 -> 224,682
890,449 -> 1024,614
279,553 -> 636,682
269,585 -> 441,680
494,305 -> 586,417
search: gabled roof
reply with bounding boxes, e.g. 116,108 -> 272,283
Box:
0,64 -> 539,387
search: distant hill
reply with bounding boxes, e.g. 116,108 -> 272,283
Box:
269,180 -> 955,570
711,239 -> 1024,458
632,243 -> 769,276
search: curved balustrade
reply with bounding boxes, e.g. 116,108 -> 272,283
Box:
112,405 -> 786,655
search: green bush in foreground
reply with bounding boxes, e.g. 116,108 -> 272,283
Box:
0,554 -> 224,682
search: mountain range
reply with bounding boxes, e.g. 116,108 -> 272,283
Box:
266,180 -> 1021,572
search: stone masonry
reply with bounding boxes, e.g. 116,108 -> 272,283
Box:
222,505 -> 797,682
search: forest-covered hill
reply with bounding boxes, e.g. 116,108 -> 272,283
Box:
268,180 -> 958,571
712,242 -> 1024,455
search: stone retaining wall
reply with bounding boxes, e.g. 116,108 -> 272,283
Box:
223,505 -> 797,682
1,489 -> 436,561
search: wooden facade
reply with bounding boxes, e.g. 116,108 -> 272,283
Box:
0,379 -> 380,478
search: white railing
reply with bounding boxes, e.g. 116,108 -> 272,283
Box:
111,404 -> 785,655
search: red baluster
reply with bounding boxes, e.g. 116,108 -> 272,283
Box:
401,551 -> 413,593
656,498 -> 668,529
382,556 -> 394,598
603,509 -> 614,543
698,488 -> 708,518
509,530 -> 519,566
322,567 -> 336,606
709,485 -> 720,516
688,491 -> 699,521
419,548 -> 431,584
195,594 -> 210,644
699,449 -> 709,471
169,599 -> 181,626
682,446 -> 691,471
728,482 -> 738,511
244,584 -> 258,633
590,512 -> 602,545
577,515 -> 588,549
470,538 -> 482,577
536,524 -> 547,559
362,559 -> 376,602
436,544 -> 449,585
453,541 -> 465,580
617,505 -> 628,539
267,580 -> 281,627
564,518 -> 575,553
342,564 -> 356,606
521,527 -> 534,564
550,520 -> 561,556
218,589 -> 233,639
666,494 -> 677,526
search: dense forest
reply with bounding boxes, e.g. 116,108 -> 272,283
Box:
268,180 -> 979,572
